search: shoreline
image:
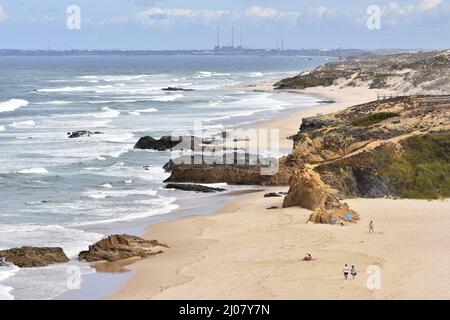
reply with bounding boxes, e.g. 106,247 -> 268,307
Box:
106,82 -> 398,300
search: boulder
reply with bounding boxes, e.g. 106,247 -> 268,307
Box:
264,192 -> 283,197
165,183 -> 226,193
0,247 -> 69,268
78,234 -> 169,262
283,168 -> 359,224
134,136 -> 208,151
135,136 -> 182,151
161,87 -> 194,92
67,130 -> 103,138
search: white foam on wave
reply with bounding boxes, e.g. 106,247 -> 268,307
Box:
18,167 -> 48,174
0,99 -> 29,113
0,224 -> 103,258
0,126 -> 5,132
127,108 -> 158,116
0,265 -> 20,300
10,120 -> 35,128
84,188 -> 158,200
35,86 -> 88,93
148,94 -> 184,102
92,107 -> 120,118
100,183 -> 113,189
35,101 -> 73,106
74,195 -> 179,226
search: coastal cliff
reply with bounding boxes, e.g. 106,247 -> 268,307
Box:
274,50 -> 450,93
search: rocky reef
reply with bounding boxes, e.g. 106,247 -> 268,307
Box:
165,183 -> 226,193
78,234 -> 169,262
135,135 -> 212,151
0,247 -> 69,268
67,130 -> 103,138
164,154 -> 296,186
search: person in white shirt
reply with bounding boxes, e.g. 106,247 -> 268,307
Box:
343,264 -> 350,279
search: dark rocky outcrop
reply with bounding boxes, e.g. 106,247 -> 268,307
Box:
165,154 -> 295,186
134,136 -> 211,151
67,130 -> 103,138
161,87 -> 194,92
135,136 -> 182,151
264,192 -> 283,198
78,234 -> 169,262
0,247 -> 69,268
165,183 -> 226,193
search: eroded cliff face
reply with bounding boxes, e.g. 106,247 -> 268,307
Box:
284,95 -> 450,212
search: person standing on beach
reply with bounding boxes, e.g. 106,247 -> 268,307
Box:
343,264 -> 350,279
369,220 -> 374,233
351,265 -> 357,279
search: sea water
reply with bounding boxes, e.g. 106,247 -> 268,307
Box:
0,54 -> 328,299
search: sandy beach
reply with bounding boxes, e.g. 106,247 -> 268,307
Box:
108,83 -> 450,300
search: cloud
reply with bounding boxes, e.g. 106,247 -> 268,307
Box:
244,6 -> 300,20
0,4 -> 7,22
135,6 -> 301,28
416,0 -> 443,11
136,7 -> 228,27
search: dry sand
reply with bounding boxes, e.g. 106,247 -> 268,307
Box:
108,83 -> 450,300
110,188 -> 450,300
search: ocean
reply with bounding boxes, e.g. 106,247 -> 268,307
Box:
0,54 -> 327,300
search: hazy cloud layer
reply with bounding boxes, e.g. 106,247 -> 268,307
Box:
0,0 -> 448,50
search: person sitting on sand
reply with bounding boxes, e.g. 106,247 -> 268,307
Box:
303,253 -> 313,261
343,264 -> 350,279
351,265 -> 358,279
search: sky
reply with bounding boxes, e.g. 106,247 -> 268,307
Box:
0,0 -> 448,50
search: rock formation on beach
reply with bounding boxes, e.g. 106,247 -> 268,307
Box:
283,168 -> 359,223
0,247 -> 69,268
78,234 -> 169,262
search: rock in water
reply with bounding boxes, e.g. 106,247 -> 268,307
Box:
78,234 -> 169,262
0,247 -> 69,268
165,183 -> 226,193
161,87 -> 194,92
264,192 -> 283,198
67,130 -> 103,138
134,136 -> 181,151
134,135 -> 209,151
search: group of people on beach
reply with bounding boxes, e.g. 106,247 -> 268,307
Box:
343,264 -> 358,279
